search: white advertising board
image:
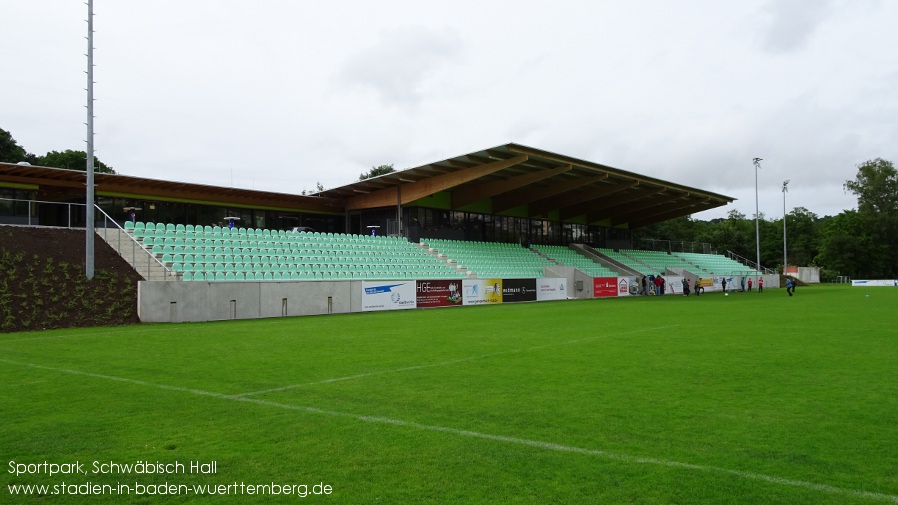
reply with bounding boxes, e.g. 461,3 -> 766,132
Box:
617,277 -> 639,297
361,281 -> 417,311
462,278 -> 503,305
851,280 -> 898,287
536,277 -> 568,301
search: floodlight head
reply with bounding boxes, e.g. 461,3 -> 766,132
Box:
783,179 -> 790,192
752,157 -> 763,163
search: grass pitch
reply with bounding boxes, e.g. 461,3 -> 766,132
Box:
2,284 -> 897,504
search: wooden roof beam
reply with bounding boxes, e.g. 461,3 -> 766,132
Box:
493,173 -> 608,213
452,164 -> 571,209
346,154 -> 528,210
579,188 -> 666,222
0,173 -> 86,190
607,193 -> 688,226
621,197 -> 709,224
546,182 -> 639,219
628,198 -> 713,228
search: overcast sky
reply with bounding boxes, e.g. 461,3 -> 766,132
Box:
4,1 -> 897,221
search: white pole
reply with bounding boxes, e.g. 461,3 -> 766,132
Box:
753,158 -> 762,280
782,179 -> 789,273
85,0 -> 96,279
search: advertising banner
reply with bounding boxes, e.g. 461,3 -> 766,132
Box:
617,277 -> 638,297
717,275 -> 736,292
665,276 -> 684,295
361,281 -> 417,311
851,279 -> 898,287
462,278 -> 503,305
502,278 -> 537,303
536,277 -> 568,301
416,279 -> 463,308
696,276 -> 716,292
594,277 -> 618,298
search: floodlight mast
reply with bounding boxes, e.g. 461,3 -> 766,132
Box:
783,179 -> 790,273
753,158 -> 762,281
85,0 -> 96,279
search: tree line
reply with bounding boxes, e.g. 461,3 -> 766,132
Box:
3,127 -> 894,279
633,158 -> 897,280
1,127 -> 115,173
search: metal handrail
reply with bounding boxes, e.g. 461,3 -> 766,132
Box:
94,204 -> 174,280
725,250 -> 775,275
0,197 -> 174,280
0,196 -> 82,228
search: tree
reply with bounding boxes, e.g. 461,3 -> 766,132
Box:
0,128 -> 38,164
782,207 -> 820,268
39,150 -> 115,174
702,210 -> 755,259
816,210 -> 882,278
300,182 -> 325,196
844,158 -> 898,215
359,164 -> 395,181
843,158 -> 898,277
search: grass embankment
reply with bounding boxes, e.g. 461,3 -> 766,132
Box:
0,226 -> 141,332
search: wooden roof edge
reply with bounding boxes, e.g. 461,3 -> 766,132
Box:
1,163 -> 345,208
502,143 -> 736,202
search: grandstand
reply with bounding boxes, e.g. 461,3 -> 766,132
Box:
121,220 -> 762,283
533,244 -> 620,278
422,238 -> 551,278
3,143 -> 768,323
124,221 -> 465,281
673,251 -> 762,276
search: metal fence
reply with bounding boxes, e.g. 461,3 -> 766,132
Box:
0,197 -> 174,280
0,197 -> 84,228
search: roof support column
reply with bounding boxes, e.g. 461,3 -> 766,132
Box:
397,184 -> 402,237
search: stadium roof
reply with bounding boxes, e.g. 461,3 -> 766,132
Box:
0,162 -> 344,213
1,143 -> 734,228
317,143 -> 734,228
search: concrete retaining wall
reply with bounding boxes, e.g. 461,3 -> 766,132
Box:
138,280 -> 359,323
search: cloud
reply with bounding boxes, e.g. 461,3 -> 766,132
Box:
758,0 -> 836,53
337,26 -> 462,107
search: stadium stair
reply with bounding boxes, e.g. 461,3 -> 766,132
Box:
98,227 -> 171,281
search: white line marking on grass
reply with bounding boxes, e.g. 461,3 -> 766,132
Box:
235,325 -> 679,397
2,358 -> 896,504
237,354 -> 499,396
